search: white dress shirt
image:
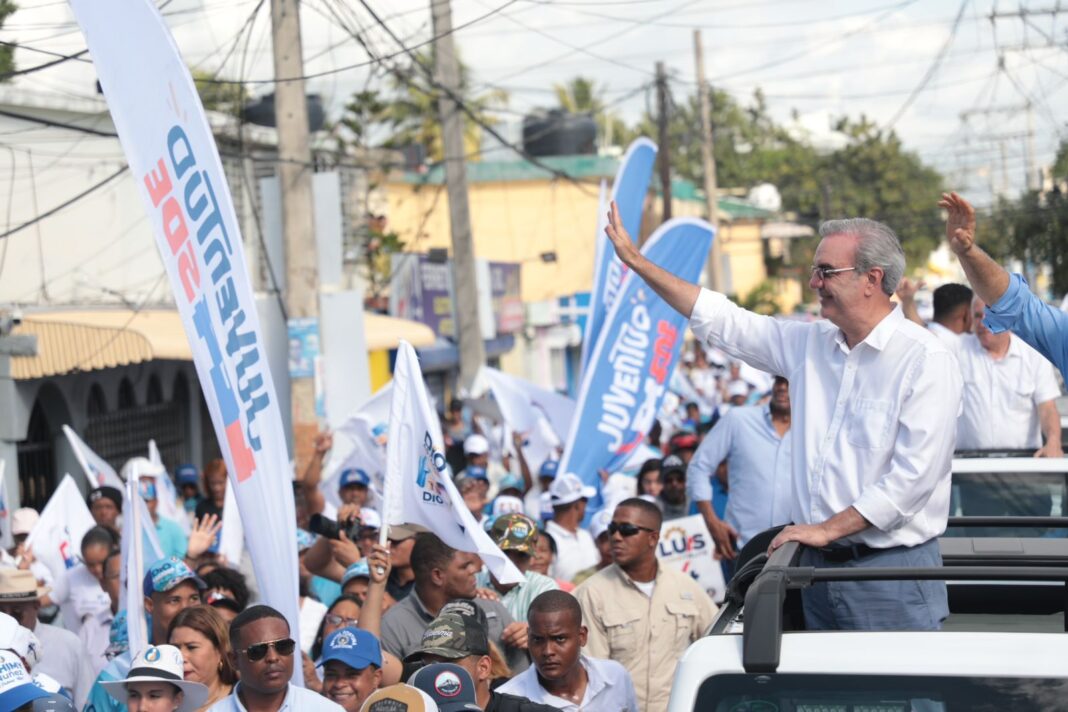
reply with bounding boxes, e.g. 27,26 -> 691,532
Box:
928,321 -> 963,361
956,333 -> 1061,450
545,520 -> 600,582
498,655 -> 638,712
690,290 -> 963,548
208,682 -> 344,711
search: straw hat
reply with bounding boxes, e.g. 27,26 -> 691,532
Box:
0,569 -> 50,603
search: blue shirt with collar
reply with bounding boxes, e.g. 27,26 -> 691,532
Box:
207,682 -> 344,711
985,272 -> 1068,380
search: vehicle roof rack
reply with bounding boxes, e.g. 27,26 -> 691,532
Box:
739,520 -> 1068,674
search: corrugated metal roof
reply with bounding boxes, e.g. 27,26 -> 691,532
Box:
10,308 -> 437,380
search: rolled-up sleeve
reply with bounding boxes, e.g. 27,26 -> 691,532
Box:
986,273 -> 1068,379
852,349 -> 962,532
687,411 -> 733,503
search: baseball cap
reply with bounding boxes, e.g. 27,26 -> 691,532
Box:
0,612 -> 41,667
538,460 -> 559,480
463,434 -> 489,456
339,468 -> 372,489
727,380 -> 750,399
408,663 -> 481,712
361,684 -> 440,712
490,495 -> 524,518
11,508 -> 38,536
661,454 -> 687,479
359,508 -> 383,531
548,473 -> 596,507
101,645 -> 208,712
669,431 -> 699,453
0,650 -> 49,711
538,492 -> 554,521
460,466 -> 488,482
590,508 -> 614,540
32,693 -> 78,711
143,557 -> 206,598
404,611 -> 489,663
175,464 -> 199,487
341,561 -> 371,587
488,513 -> 538,555
318,627 -> 382,671
496,472 -> 525,494
87,486 -> 123,510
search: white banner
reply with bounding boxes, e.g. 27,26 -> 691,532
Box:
25,475 -> 96,598
148,440 -> 189,535
384,343 -> 522,584
657,514 -> 726,603
119,457 -> 164,598
63,425 -> 123,490
122,477 -> 151,656
321,383 -> 392,511
0,460 -> 11,549
67,0 -> 302,678
218,477 -> 244,566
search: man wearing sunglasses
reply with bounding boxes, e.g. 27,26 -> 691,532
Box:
210,604 -> 343,711
604,197 -> 962,632
574,498 -> 716,712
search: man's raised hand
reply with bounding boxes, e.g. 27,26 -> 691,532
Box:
940,192 -> 976,256
605,200 -> 641,267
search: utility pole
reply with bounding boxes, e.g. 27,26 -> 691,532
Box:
430,0 -> 485,391
693,30 -> 724,292
656,61 -> 672,222
271,0 -> 320,464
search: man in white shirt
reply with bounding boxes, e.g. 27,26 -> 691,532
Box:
898,281 -> 973,360
604,201 -> 962,631
0,568 -> 95,707
957,297 -> 1062,455
545,474 -> 600,583
498,590 -> 638,712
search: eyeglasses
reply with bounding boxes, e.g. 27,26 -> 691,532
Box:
325,614 -> 359,627
810,265 -> 857,281
242,637 -> 296,661
607,522 -> 658,537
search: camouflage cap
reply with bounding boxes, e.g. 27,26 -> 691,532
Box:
403,611 -> 489,662
487,513 -> 538,555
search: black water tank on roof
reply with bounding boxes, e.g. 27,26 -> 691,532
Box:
242,92 -> 326,133
522,109 -> 597,157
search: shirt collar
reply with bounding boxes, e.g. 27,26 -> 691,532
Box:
409,589 -> 434,621
834,304 -> 903,353
231,682 -> 295,712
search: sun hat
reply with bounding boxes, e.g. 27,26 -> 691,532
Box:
100,645 -> 208,712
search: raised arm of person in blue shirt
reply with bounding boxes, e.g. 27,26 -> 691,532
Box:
943,191 -> 1068,379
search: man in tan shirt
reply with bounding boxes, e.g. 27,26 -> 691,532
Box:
574,497 -> 718,712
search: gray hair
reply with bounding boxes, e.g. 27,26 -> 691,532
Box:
818,218 -> 905,297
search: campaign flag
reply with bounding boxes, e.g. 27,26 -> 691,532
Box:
119,458 -> 164,593
63,426 -> 123,490
0,460 -> 10,549
121,476 -> 156,654
218,478 -> 244,566
559,218 -> 714,487
383,342 -> 523,584
581,139 -> 658,380
25,475 -> 96,585
147,439 -> 189,535
67,0 -> 302,676
322,382 -> 392,511
657,515 -> 726,603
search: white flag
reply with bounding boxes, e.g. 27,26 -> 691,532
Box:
148,440 -> 189,535
218,478 -> 244,566
24,475 -> 96,587
122,477 -> 152,655
63,426 -> 124,490
0,460 -> 11,549
384,343 -> 522,584
321,383 -> 392,511
120,457 -> 164,594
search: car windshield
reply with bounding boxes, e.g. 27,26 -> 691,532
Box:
698,673 -> 1068,711
948,471 -> 1068,537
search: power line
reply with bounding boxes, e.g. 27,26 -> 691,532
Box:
0,164 -> 129,240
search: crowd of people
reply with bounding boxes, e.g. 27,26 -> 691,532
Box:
3,191 -> 1067,711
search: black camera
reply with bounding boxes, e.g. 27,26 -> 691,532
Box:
308,513 -> 362,541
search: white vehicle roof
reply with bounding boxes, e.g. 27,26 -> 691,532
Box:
952,456 -> 1068,474
668,632 -> 1068,712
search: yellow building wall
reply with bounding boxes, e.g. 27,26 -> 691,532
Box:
387,180 -> 603,303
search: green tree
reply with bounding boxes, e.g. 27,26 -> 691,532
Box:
989,187 -> 1068,296
0,0 -> 17,80
553,75 -> 628,148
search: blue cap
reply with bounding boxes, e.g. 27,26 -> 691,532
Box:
339,468 -> 372,489
296,528 -> 318,552
538,460 -> 559,479
462,466 -> 488,482
0,650 -> 50,710
498,471 -> 524,492
143,557 -> 206,598
317,627 -> 382,671
341,560 -> 371,587
138,478 -> 157,501
175,464 -> 199,486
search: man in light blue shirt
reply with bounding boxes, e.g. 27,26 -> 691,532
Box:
687,376 -> 793,559
209,604 -> 342,711
943,191 -> 1068,379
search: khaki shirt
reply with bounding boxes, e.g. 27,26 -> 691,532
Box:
574,563 -> 718,712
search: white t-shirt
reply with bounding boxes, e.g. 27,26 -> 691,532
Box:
34,622 -> 96,708
56,564 -> 110,635
545,520 -> 600,583
633,579 -> 656,598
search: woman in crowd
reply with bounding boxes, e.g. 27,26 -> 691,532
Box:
101,645 -> 208,712
304,593 -> 364,691
167,607 -> 236,710
636,458 -> 663,499
530,530 -> 574,592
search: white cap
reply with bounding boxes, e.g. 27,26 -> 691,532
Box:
491,495 -> 525,517
120,456 -> 166,482
101,645 -> 209,712
10,508 -> 38,536
601,473 -> 637,512
463,434 -> 489,456
548,473 -> 597,507
727,380 -> 750,399
359,508 -> 383,530
590,509 -> 614,540
0,612 -> 41,668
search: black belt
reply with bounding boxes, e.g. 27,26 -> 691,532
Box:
817,543 -> 880,563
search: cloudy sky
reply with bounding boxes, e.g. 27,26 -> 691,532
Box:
5,0 -> 1067,206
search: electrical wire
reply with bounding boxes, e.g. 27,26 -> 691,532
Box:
0,164 -> 128,240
